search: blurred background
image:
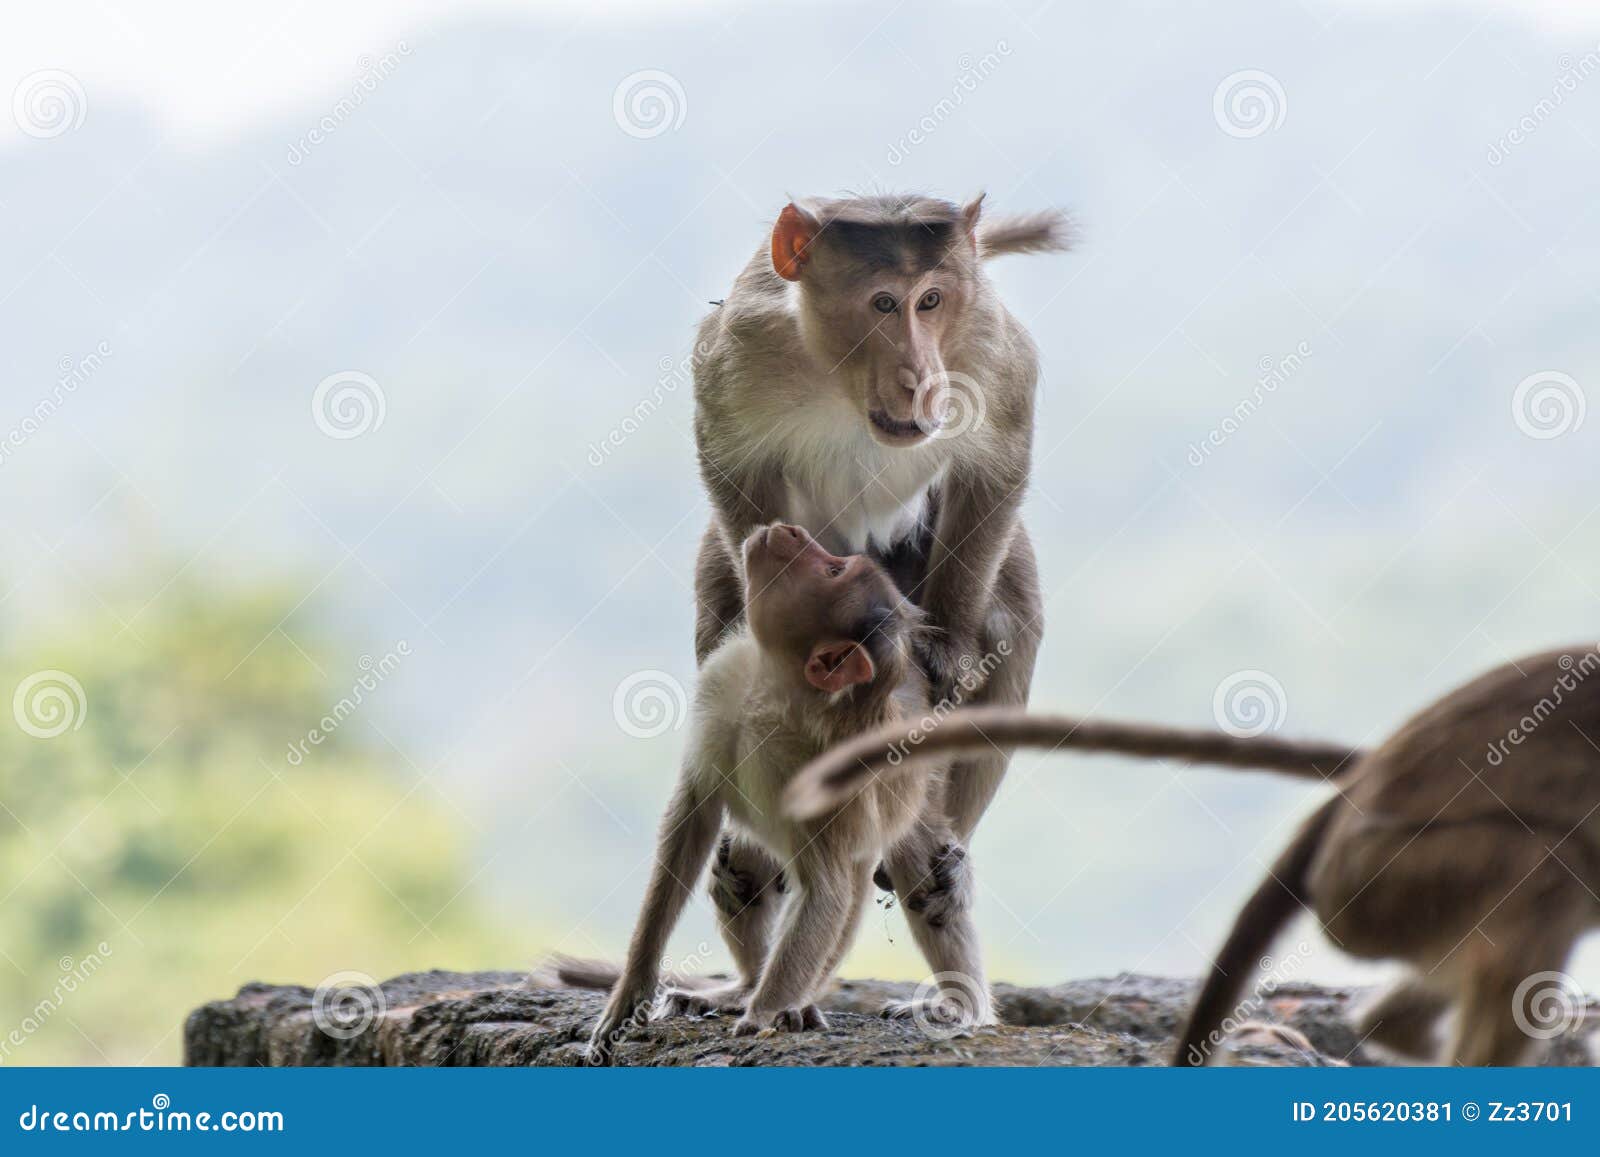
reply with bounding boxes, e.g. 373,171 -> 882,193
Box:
2,0 -> 1598,1063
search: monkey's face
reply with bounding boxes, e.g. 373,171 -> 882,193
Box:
741,523 -> 905,694
772,202 -> 981,448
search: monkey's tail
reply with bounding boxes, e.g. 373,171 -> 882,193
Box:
978,210 -> 1074,259
1171,797 -> 1340,1066
534,954 -> 733,993
537,955 -> 623,991
784,707 -> 1363,820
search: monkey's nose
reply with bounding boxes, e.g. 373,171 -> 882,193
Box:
897,366 -> 920,395
760,523 -> 809,557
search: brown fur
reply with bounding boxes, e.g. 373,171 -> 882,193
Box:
691,193 -> 1065,1029
584,527 -> 967,1064
1177,645 -> 1600,1066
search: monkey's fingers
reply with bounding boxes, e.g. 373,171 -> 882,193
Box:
583,1030 -> 617,1067
733,1006 -> 827,1036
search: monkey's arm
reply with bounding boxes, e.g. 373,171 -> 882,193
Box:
587,770 -> 724,1064
915,461 -> 1025,697
785,706 -> 1366,821
694,407 -> 789,556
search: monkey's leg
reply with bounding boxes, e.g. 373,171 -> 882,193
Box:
880,821 -> 995,1027
810,859 -> 876,1003
661,833 -> 787,1017
733,847 -> 856,1036
940,532 -> 1042,837
1443,878 -> 1584,1067
1447,968 -> 1545,1067
693,522 -> 745,663
713,860 -> 870,1029
707,832 -> 785,984
1355,974 -> 1452,1063
588,780 -> 723,1064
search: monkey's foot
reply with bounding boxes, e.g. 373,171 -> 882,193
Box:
879,996 -> 990,1029
731,1004 -> 828,1037
658,984 -> 748,1018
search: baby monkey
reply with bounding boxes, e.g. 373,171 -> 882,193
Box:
789,645 -> 1600,1066
584,523 -> 952,1064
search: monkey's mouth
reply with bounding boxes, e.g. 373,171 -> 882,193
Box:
869,409 -> 933,444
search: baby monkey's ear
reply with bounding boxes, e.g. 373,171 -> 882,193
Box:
804,641 -> 875,693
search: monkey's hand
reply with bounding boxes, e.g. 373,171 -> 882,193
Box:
731,1003 -> 829,1037
659,983 -> 748,1018
913,630 -> 987,706
585,984 -> 655,1066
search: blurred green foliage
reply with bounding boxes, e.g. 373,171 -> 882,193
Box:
0,583 -> 517,1064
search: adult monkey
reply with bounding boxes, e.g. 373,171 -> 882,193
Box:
690,193 -> 1068,1024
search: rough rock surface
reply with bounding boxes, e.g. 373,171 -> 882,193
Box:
183,970 -> 1597,1067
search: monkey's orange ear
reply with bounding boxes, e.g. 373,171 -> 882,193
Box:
804,641 -> 875,693
960,193 -> 985,251
772,203 -> 819,281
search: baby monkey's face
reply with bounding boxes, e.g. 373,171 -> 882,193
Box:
742,524 -> 905,693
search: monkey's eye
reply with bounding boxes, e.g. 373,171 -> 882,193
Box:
871,293 -> 897,314
917,289 -> 942,312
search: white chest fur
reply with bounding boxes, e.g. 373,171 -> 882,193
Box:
775,403 -> 948,555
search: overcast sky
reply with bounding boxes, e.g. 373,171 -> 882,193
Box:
4,0 -> 1599,145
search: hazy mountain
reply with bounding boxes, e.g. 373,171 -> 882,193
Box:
2,0 -> 1597,987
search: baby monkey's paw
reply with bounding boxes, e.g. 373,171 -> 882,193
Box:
658,985 -> 747,1018
585,986 -> 654,1066
731,1003 -> 828,1037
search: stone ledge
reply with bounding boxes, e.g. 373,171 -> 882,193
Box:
184,970 -> 1598,1067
